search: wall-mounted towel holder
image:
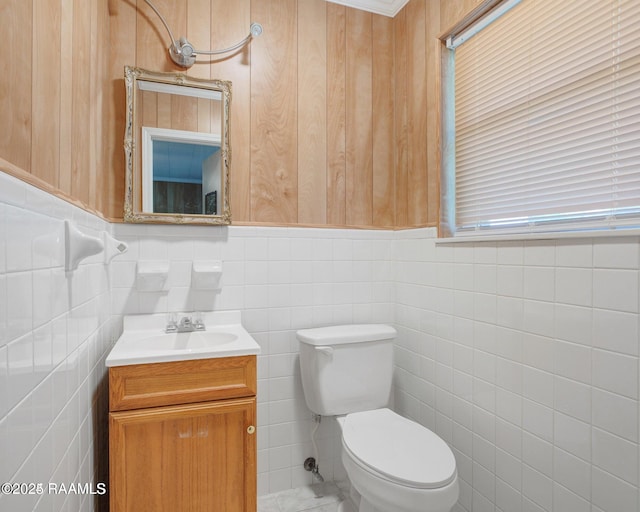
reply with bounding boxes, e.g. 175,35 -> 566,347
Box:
104,232 -> 129,265
65,220 -> 128,271
65,221 -> 103,271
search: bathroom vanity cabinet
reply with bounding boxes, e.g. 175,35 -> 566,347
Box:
108,355 -> 257,512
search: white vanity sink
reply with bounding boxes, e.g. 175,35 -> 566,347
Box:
106,310 -> 261,367
130,330 -> 238,352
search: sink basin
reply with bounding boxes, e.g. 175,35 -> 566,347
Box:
132,330 -> 238,351
106,311 -> 261,367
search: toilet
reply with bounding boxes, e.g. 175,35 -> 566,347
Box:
297,324 -> 459,512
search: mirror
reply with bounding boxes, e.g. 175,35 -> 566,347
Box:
123,66 -> 231,224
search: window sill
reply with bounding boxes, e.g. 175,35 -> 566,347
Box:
436,227 -> 640,244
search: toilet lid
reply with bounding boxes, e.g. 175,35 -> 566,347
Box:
342,408 -> 457,489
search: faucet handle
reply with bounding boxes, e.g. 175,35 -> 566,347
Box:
165,313 -> 178,333
193,311 -> 206,331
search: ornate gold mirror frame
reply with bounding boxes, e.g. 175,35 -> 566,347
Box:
123,66 -> 231,225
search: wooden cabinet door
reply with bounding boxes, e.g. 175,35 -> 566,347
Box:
109,398 -> 256,512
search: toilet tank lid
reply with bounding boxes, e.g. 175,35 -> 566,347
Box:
296,324 -> 397,346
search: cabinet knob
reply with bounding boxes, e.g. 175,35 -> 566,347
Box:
247,425 -> 256,435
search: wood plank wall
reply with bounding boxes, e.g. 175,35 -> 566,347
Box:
2,0 -> 486,229
0,0 -> 110,215
394,0 -> 484,228
108,0 -> 403,227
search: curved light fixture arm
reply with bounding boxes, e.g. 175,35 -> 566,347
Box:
143,0 -> 262,68
143,0 -> 179,51
194,23 -> 263,55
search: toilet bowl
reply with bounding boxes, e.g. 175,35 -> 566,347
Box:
297,324 -> 459,512
337,409 -> 458,512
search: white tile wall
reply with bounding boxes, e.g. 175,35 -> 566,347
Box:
394,228 -> 640,512
111,223 -> 396,495
0,172 -> 115,512
5,170 -> 640,511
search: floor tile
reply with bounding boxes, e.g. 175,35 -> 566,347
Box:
259,482 -> 347,512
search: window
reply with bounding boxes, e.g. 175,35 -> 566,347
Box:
441,0 -> 640,237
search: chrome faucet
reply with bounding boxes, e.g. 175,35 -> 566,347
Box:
179,316 -> 193,331
165,313 -> 206,333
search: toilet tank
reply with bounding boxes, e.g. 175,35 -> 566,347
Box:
297,324 -> 397,416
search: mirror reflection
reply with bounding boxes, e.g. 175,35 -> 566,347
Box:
142,129 -> 221,215
123,66 -> 231,225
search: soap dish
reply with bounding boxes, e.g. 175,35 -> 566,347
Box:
191,260 -> 222,290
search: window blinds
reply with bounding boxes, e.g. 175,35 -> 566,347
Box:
453,0 -> 640,233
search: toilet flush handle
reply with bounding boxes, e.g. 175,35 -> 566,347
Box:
315,346 -> 334,357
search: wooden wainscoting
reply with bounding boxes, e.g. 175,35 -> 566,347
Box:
1,0 -> 111,216
107,0 -> 429,228
3,0 -> 490,230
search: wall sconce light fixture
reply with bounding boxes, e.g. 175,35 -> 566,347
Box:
144,0 -> 263,68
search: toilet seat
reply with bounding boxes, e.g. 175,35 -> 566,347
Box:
342,408 -> 457,490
